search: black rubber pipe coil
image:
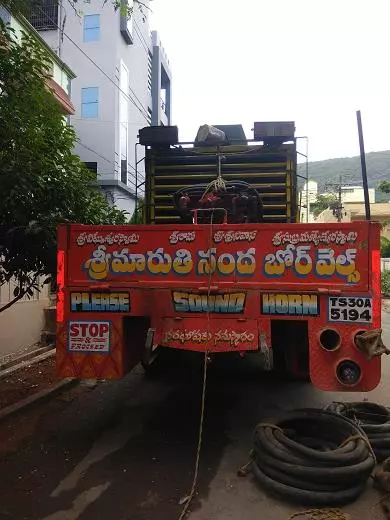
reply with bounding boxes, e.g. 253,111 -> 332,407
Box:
252,408 -> 375,506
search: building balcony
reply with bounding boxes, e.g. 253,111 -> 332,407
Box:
28,0 -> 59,31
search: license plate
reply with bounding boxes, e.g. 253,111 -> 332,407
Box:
328,296 -> 372,324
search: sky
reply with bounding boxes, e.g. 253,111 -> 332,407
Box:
150,0 -> 390,163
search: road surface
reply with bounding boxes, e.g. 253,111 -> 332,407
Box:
0,313 -> 390,520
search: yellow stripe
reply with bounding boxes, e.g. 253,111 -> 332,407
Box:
154,192 -> 287,200
154,171 -> 287,180
263,204 -> 287,210
155,162 -> 287,171
154,183 -> 288,190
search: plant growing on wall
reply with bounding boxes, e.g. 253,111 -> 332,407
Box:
0,23 -> 126,313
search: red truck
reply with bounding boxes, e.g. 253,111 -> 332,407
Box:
56,122 -> 385,391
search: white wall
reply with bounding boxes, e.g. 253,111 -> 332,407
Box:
58,3 -> 119,179
0,281 -> 50,356
102,186 -> 135,221
117,4 -> 152,185
35,0 -> 163,209
48,1 -> 152,187
341,187 -> 375,204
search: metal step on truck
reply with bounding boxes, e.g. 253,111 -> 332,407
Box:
56,121 -> 385,391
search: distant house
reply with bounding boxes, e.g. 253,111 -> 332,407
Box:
0,4 -> 75,356
316,202 -> 390,239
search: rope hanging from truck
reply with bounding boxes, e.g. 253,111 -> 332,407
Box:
178,211 -> 216,520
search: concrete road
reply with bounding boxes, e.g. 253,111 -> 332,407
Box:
0,314 -> 390,520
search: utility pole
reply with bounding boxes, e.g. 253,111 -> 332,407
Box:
337,175 -> 343,223
356,111 -> 371,220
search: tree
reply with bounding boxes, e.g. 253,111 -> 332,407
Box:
0,24 -> 126,313
130,199 -> 144,224
310,194 -> 338,218
378,181 -> 390,194
381,237 -> 390,258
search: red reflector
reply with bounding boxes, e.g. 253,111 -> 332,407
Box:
57,250 -> 65,323
371,249 -> 381,324
57,250 -> 65,287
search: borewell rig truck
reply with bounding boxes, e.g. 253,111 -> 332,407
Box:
57,121 -> 386,391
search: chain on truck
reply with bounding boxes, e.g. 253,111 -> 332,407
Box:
56,121 -> 387,391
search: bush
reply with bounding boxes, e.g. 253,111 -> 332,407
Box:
381,237 -> 390,257
382,271 -> 390,296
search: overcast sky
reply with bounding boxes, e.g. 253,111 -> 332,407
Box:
151,0 -> 390,162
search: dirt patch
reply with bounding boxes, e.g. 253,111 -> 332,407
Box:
0,356 -> 57,410
383,299 -> 390,314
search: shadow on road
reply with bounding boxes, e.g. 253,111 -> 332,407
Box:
0,350 -> 314,520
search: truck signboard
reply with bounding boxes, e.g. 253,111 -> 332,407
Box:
65,223 -> 370,292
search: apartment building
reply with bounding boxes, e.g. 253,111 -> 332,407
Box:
29,0 -> 172,218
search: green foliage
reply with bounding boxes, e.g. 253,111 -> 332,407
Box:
130,199 -> 145,224
310,194 -> 338,217
382,271 -> 390,296
381,237 -> 390,258
298,151 -> 390,202
378,181 -> 390,194
0,24 -> 125,311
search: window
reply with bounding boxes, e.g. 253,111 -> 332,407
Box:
84,162 -> 98,174
29,0 -> 58,30
81,87 -> 99,118
83,14 -> 100,42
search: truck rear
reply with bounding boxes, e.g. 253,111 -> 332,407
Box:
56,122 -> 384,391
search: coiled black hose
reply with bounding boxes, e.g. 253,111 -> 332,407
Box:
252,409 -> 375,506
326,401 -> 390,462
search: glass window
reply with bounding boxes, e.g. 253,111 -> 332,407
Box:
81,87 -> 99,118
84,14 -> 100,42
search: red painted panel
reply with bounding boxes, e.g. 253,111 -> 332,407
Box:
161,317 -> 259,352
64,222 -> 369,291
57,221 -> 382,390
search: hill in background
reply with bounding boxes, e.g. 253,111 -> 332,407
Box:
297,150 -> 390,202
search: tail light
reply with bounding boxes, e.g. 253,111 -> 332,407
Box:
57,250 -> 65,323
336,360 -> 362,386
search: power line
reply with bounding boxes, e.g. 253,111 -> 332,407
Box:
78,141 -> 116,167
134,19 -> 151,57
34,3 -> 150,123
77,142 -> 143,187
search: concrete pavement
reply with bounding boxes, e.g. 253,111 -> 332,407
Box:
0,313 -> 389,520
